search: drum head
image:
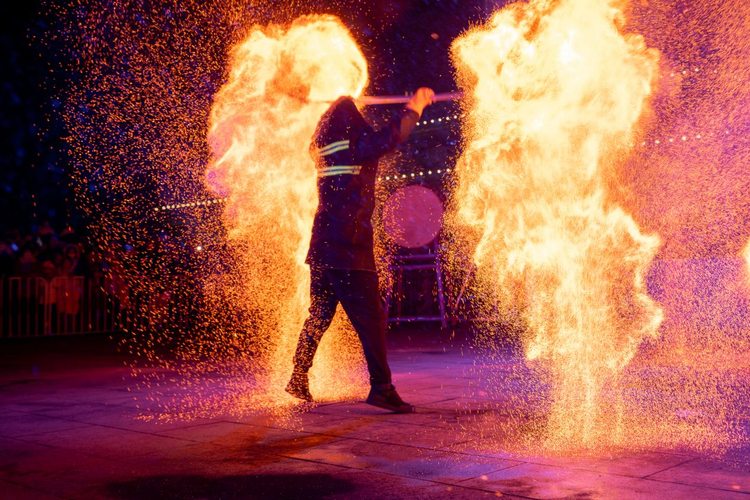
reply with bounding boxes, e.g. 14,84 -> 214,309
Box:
383,185 -> 443,248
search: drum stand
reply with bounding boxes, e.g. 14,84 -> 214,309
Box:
384,241 -> 448,329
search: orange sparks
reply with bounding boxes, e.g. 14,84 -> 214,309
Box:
59,0 -> 750,453
205,15 -> 370,411
450,0 -> 662,449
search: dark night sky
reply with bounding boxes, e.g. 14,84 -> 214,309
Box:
1,0 -> 68,233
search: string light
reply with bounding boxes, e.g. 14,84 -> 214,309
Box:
638,131 -> 718,148
667,66 -> 714,78
377,167 -> 454,182
415,113 -> 464,127
154,197 -> 227,212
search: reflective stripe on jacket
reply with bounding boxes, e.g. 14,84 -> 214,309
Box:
306,97 -> 419,270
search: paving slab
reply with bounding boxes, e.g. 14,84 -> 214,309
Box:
20,424 -> 195,460
1,331 -> 748,499
41,406 -> 216,433
648,458 -> 750,493
314,418 -> 463,449
528,450 -> 698,478
0,436 -> 57,469
220,410 -> 364,435
0,441 -> 140,499
106,469 -> 357,500
460,461 -> 750,499
0,411 -> 94,438
0,480 -> 63,500
309,401 -> 454,428
443,442 -> 701,478
159,421 -> 344,456
324,469 -> 522,499
108,444 -> 356,499
121,441 -> 294,475
286,438 -> 520,483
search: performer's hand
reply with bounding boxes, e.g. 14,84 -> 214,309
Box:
406,87 -> 435,117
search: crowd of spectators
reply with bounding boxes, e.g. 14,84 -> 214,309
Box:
0,221 -> 103,281
0,222 -> 131,335
0,221 -> 195,336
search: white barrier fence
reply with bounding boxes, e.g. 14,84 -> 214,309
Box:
0,276 -> 194,338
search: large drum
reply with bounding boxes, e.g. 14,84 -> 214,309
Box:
382,185 -> 444,248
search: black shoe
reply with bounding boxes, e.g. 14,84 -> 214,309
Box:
285,371 -> 312,401
365,385 -> 415,413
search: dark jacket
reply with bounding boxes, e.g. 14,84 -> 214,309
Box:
306,97 -> 419,270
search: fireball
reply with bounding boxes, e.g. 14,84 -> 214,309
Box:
206,14 -> 370,409
450,0 -> 662,448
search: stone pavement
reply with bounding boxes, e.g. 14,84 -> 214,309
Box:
1,333 -> 749,499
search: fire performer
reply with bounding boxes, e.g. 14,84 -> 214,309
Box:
286,88 -> 435,413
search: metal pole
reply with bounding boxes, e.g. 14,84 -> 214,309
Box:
435,245 -> 448,330
356,92 -> 463,105
318,92 -> 464,105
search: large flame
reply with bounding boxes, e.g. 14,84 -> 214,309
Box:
451,0 -> 662,448
205,15 -> 369,409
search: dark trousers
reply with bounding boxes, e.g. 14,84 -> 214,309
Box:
292,267 -> 392,388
